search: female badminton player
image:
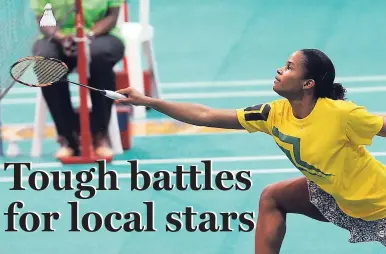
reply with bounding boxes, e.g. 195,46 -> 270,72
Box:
116,48 -> 386,253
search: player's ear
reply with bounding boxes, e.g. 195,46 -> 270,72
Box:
303,79 -> 315,89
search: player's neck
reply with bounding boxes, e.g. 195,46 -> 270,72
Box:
289,96 -> 317,120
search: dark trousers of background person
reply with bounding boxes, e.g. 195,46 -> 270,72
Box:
32,35 -> 125,153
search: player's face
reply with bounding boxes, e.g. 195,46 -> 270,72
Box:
273,51 -> 307,99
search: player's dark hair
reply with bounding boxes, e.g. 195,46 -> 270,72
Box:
300,49 -> 346,100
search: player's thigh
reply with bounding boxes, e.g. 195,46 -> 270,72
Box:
261,177 -> 328,222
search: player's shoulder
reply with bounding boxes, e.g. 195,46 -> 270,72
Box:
268,98 -> 361,114
270,98 -> 288,106
269,99 -> 291,114
318,98 -> 361,114
257,99 -> 288,115
239,99 -> 285,121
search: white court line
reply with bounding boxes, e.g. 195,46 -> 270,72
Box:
162,86 -> 386,100
8,75 -> 386,94
160,75 -> 386,89
2,85 -> 386,105
0,168 -> 300,183
1,117 -> 181,128
1,152 -> 385,170
8,86 -> 82,95
4,111 -> 386,130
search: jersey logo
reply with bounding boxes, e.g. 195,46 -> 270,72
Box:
244,104 -> 271,121
272,127 -> 333,178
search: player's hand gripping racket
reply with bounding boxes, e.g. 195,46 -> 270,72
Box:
9,56 -> 128,100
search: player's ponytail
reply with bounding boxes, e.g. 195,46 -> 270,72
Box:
300,49 -> 347,100
330,82 -> 346,100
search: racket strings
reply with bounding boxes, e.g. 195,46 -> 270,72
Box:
10,57 -> 68,87
10,60 -> 33,80
32,59 -> 68,85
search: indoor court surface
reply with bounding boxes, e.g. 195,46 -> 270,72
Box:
1,0 -> 386,253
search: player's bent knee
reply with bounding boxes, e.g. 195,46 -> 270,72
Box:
259,183 -> 279,209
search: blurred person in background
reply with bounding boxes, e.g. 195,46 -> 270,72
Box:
30,0 -> 125,159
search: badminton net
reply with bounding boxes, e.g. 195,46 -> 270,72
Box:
0,1 -> 39,99
0,1 -> 39,155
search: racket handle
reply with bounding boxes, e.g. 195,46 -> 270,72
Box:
103,90 -> 128,100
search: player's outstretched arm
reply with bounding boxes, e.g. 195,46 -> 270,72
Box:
116,87 -> 244,130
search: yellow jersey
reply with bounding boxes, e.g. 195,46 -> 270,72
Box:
237,98 -> 385,221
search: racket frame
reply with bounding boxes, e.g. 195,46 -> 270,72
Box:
9,56 -> 70,87
10,56 -> 126,99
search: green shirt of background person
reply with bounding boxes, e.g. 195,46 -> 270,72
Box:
30,0 -> 124,44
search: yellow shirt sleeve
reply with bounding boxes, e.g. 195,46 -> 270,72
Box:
236,103 -> 272,134
346,104 -> 384,145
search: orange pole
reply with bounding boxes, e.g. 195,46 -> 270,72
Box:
122,1 -> 129,72
60,0 -> 113,163
123,1 -> 129,21
75,0 -> 92,158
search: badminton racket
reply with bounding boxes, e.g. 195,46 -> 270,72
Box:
9,56 -> 128,100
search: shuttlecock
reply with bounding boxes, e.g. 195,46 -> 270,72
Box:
40,3 -> 57,27
6,140 -> 20,157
